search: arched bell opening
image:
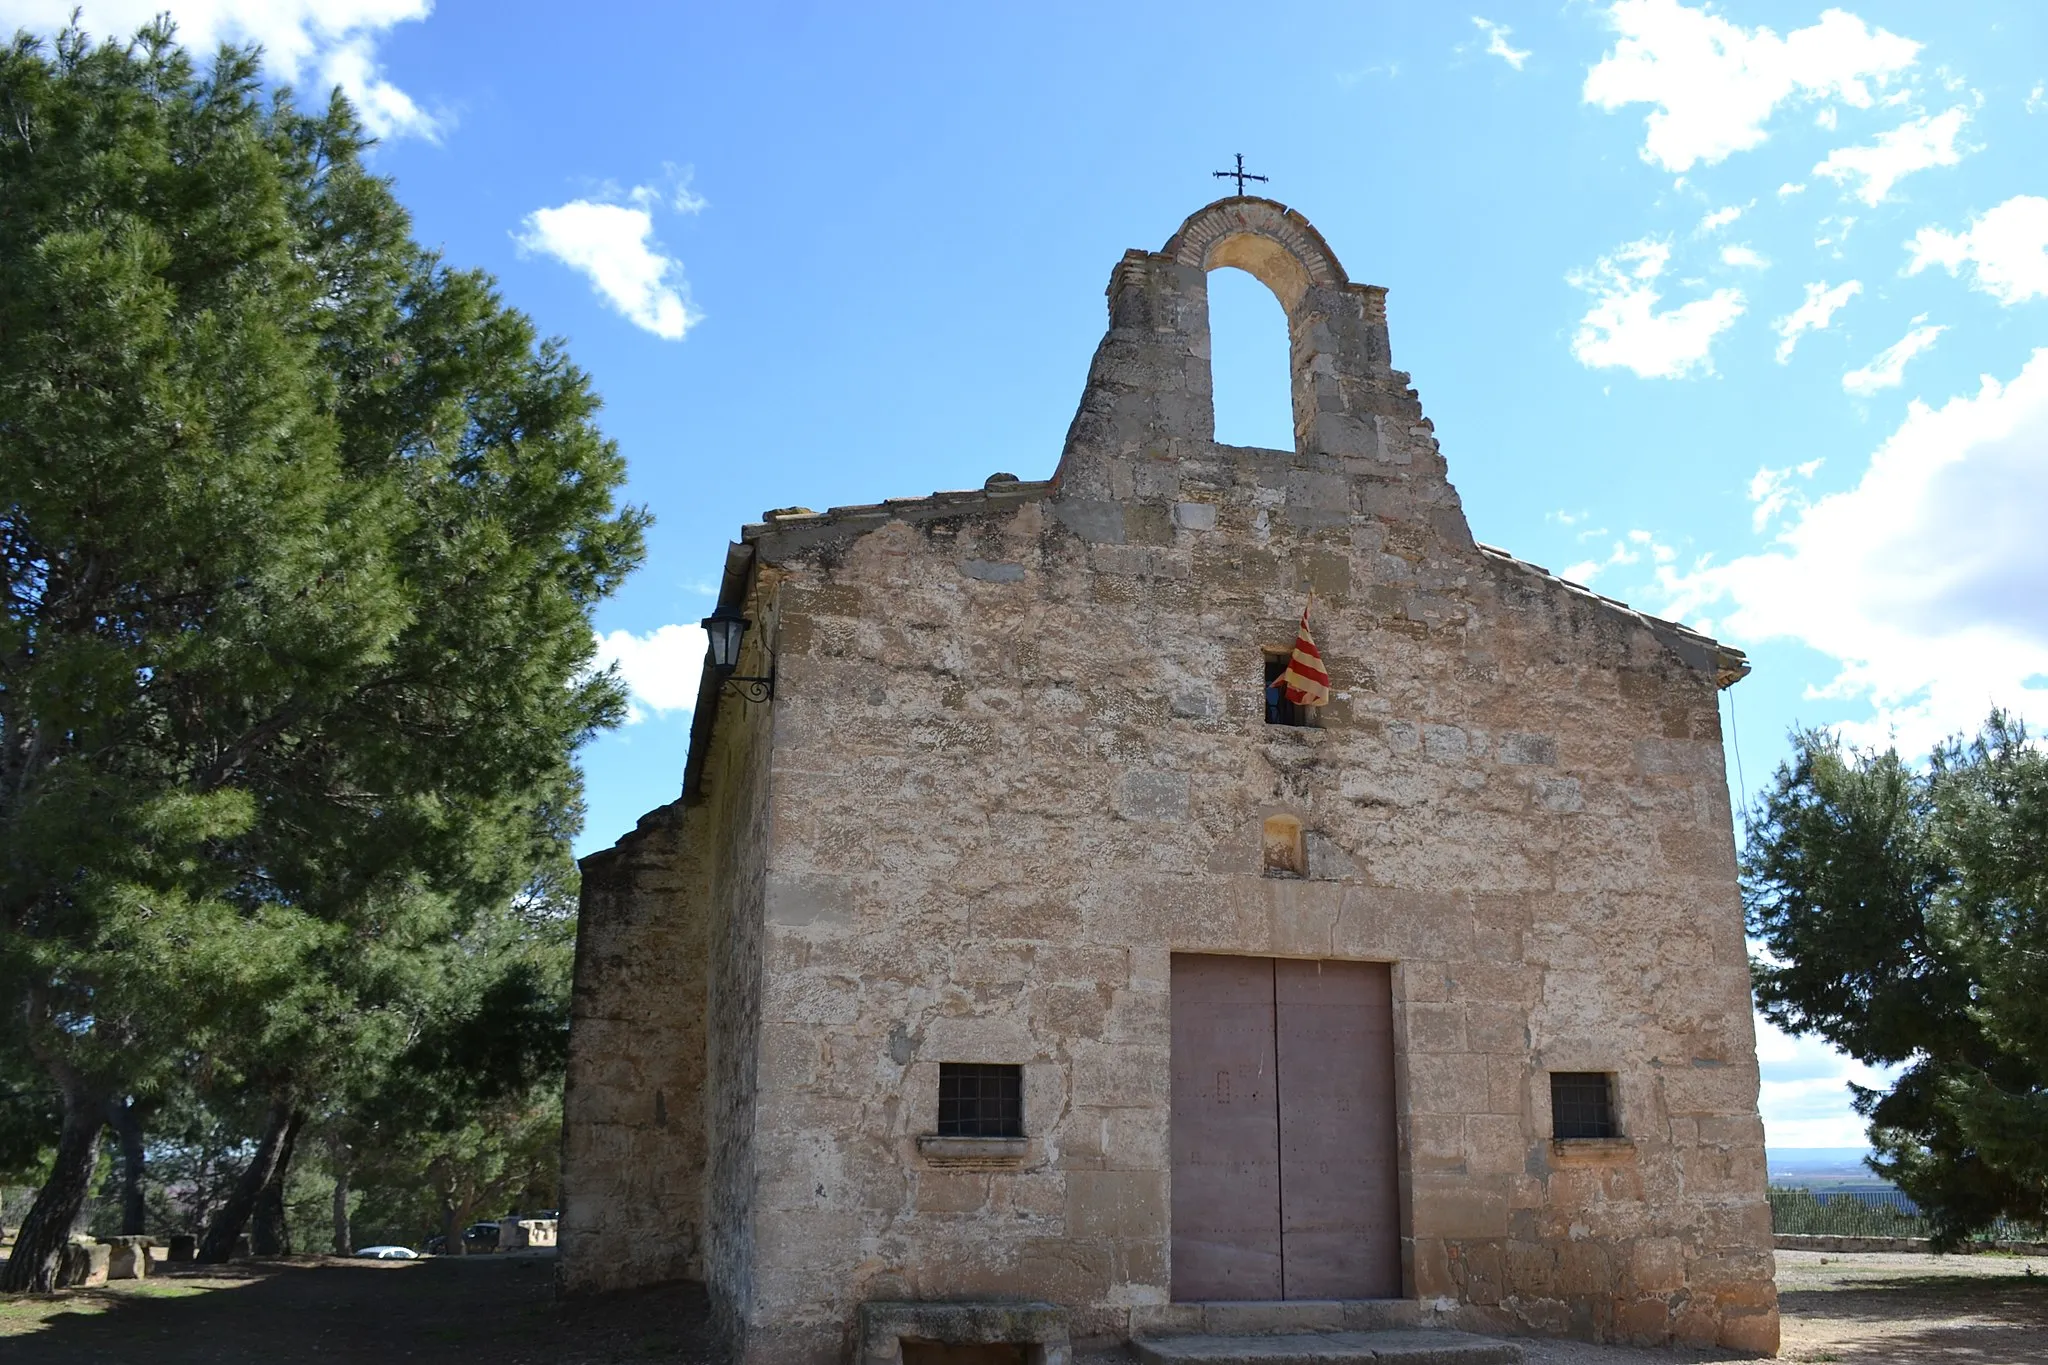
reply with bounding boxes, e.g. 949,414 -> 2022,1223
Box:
1207,264 -> 1295,451
1165,201 -> 1352,458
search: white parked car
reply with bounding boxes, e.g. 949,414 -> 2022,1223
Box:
354,1245 -> 419,1259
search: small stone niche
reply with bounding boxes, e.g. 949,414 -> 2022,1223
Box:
1262,814 -> 1305,877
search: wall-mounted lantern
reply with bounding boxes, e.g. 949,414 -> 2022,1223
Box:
700,602 -> 775,703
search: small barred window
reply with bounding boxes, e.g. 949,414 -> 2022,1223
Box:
1551,1072 -> 1617,1140
937,1063 -> 1022,1138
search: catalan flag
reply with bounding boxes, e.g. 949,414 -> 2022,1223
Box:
1273,597 -> 1330,707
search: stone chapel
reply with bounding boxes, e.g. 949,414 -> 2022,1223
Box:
559,198 -> 1779,1363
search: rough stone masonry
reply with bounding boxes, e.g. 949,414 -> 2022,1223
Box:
559,197 -> 1779,1362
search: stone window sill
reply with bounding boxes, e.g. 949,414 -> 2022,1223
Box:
917,1136 -> 1031,1169
1551,1137 -> 1636,1163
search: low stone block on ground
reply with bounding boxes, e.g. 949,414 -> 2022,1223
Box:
859,1299 -> 1072,1365
1131,1330 -> 1524,1364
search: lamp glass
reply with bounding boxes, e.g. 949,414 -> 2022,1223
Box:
701,607 -> 748,673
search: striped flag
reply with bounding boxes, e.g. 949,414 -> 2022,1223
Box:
1273,597 -> 1331,707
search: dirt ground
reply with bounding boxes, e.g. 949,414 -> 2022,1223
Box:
2,1247 -> 2044,1363
0,1251 -> 718,1364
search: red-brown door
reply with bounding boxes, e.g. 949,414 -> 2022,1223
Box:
1169,955 -> 1400,1301
1169,955 -> 1283,1300
1276,959 -> 1401,1298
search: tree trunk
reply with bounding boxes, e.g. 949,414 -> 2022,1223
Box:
250,1109 -> 303,1256
106,1096 -> 150,1236
329,1134 -> 352,1256
198,1102 -> 293,1263
439,1197 -> 467,1257
0,1077 -> 105,1292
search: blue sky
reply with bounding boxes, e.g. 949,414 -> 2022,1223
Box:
16,2 -> 2046,1150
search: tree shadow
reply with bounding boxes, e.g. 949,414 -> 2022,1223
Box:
4,1254 -> 715,1364
1779,1272 -> 2048,1363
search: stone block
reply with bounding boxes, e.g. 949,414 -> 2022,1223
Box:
100,1236 -> 153,1280
1407,1002 -> 1466,1052
1497,733 -> 1557,766
1118,770 -> 1190,823
1064,1169 -> 1166,1241
1629,1237 -> 1683,1293
1617,1296 -> 1671,1345
916,1170 -> 992,1213
1413,1182 -> 1509,1240
858,1299 -> 1072,1365
1054,500 -> 1125,545
1422,724 -> 1470,763
1718,1309 -> 1781,1355
1126,504 -> 1175,546
1199,1298 -> 1343,1334
56,1239 -> 110,1287
1406,1052 -> 1492,1114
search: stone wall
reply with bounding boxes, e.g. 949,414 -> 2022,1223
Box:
562,198 -> 1777,1362
561,598 -> 778,1305
558,796 -> 711,1293
701,605 -> 780,1357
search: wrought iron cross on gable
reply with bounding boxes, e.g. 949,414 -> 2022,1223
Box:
1212,153 -> 1267,197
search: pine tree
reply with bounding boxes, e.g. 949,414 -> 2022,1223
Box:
1745,713 -> 2048,1245
0,22 -> 644,1289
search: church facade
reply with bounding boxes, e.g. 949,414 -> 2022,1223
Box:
559,198 -> 1779,1362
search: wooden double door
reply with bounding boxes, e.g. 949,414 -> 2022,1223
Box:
1169,955 -> 1400,1301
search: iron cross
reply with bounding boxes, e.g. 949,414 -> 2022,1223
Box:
1212,154 -> 1268,196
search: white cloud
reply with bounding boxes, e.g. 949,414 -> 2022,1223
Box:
1747,458 -> 1823,531
1842,320 -> 1945,396
1568,237 -> 1746,379
1658,349 -> 2048,755
591,624 -> 706,722
1813,107 -> 1970,205
2028,82 -> 2045,115
515,191 -> 701,340
1755,1017 -> 1899,1148
1562,528 -> 1675,586
1907,195 -> 2048,305
1720,244 -> 1768,269
1814,214 -> 1857,255
1583,0 -> 1919,172
1698,204 -> 1743,233
1471,16 -> 1530,70
1778,182 -> 1807,197
1773,279 -> 1862,362
0,0 -> 441,139
627,165 -> 709,217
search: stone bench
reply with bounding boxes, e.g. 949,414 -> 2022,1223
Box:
55,1239 -> 111,1288
858,1300 -> 1071,1365
98,1236 -> 153,1280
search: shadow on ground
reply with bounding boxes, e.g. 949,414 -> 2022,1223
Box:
9,1251 -> 2048,1365
1773,1272 -> 2048,1364
0,1253 -> 716,1364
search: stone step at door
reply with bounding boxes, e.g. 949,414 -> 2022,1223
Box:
1130,1330 -> 1524,1365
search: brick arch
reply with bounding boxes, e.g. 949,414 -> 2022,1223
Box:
1163,197 -> 1349,311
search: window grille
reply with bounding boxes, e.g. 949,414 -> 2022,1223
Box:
937,1063 -> 1023,1138
1264,654 -> 1312,727
1551,1072 -> 1617,1140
